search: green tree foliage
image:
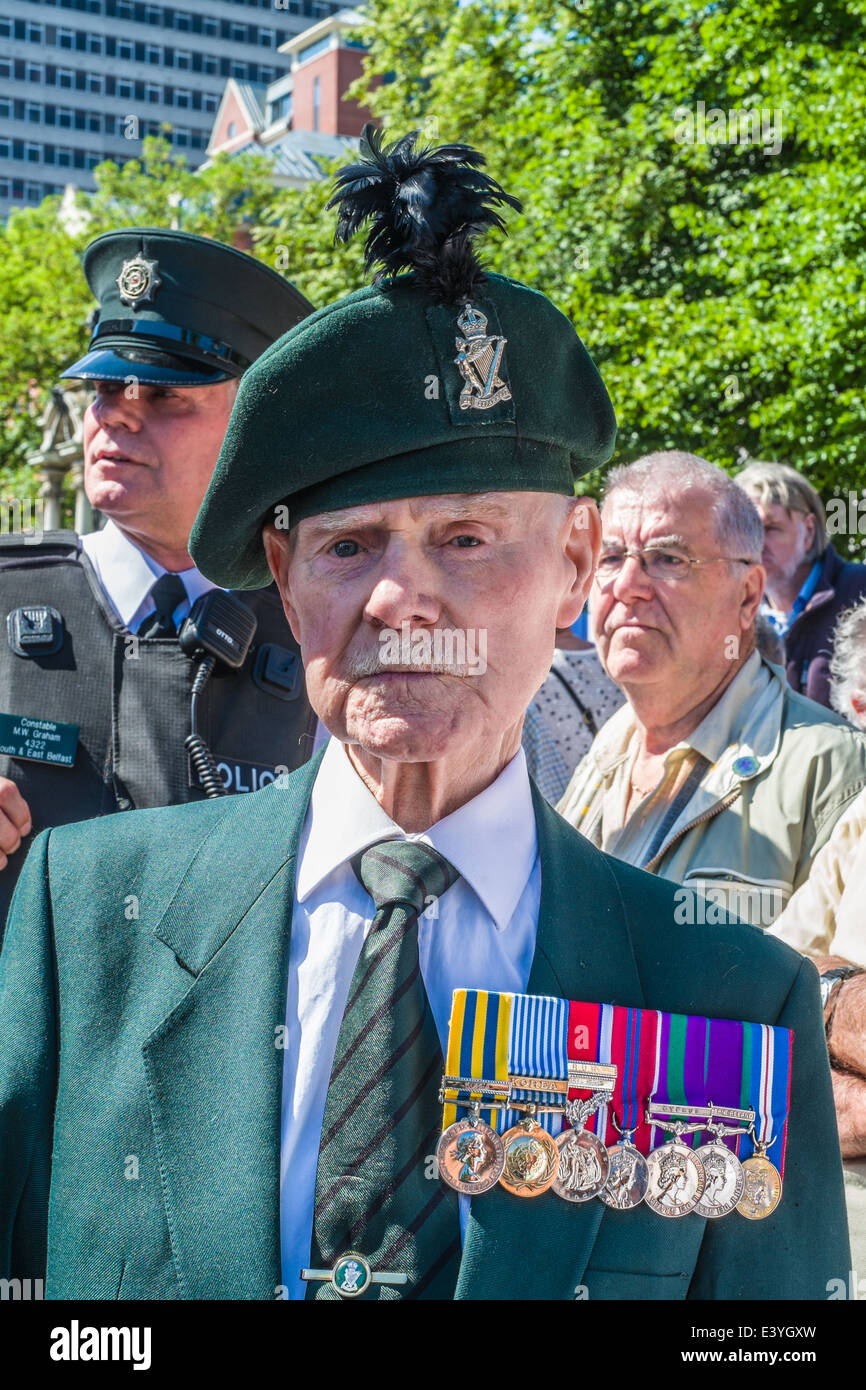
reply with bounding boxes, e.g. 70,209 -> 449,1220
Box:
352,0 -> 866,544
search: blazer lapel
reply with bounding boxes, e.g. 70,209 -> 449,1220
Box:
142,752 -> 322,1300
457,786 -> 647,1300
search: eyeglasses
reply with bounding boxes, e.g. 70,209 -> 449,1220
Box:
595,547 -> 756,584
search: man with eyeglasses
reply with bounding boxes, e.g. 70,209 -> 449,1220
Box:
559,450 -> 866,929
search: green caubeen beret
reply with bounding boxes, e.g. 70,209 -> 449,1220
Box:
190,126 -> 617,589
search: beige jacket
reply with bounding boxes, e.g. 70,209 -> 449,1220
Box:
558,654 -> 866,928
767,785 -> 866,966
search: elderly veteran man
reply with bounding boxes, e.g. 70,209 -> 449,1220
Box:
0,130 -> 848,1301
559,451 -> 866,929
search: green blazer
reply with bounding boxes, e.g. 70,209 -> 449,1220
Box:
0,752 -> 850,1299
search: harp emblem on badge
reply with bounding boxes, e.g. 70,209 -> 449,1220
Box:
454,302 -> 512,410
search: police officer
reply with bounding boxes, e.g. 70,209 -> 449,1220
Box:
0,228 -> 318,921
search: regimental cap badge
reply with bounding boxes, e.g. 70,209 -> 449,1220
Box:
327,125 -> 522,406
454,301 -> 511,411
116,256 -> 162,309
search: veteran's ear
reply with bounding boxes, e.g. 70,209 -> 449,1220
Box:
263,523 -> 301,640
556,495 -> 601,631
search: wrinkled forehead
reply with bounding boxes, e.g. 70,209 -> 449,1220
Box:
292,489 -> 563,543
600,483 -> 720,549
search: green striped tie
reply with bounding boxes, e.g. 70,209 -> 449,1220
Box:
308,839 -> 461,1300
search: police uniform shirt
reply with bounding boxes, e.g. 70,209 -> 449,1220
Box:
281,735 -> 541,1298
80,519 -> 217,633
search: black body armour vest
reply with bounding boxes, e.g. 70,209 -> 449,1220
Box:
0,532 -> 317,921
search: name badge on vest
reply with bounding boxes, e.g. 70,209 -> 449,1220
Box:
0,712 -> 79,767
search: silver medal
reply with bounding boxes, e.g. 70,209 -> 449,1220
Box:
599,1139 -> 649,1210
645,1140 -> 706,1218
551,1091 -> 612,1204
694,1140 -> 745,1218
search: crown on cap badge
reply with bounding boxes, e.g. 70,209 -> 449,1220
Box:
116,256 -> 161,308
454,301 -> 512,410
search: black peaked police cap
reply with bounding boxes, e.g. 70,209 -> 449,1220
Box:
61,227 -> 314,387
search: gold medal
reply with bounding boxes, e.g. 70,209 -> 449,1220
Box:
499,1116 -> 559,1197
737,1151 -> 782,1220
437,1109 -> 506,1195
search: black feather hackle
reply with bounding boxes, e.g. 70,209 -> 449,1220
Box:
326,123 -> 523,304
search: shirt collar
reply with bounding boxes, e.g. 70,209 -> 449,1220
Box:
297,738 -> 538,932
81,520 -> 216,627
685,649 -> 768,765
591,649 -> 770,778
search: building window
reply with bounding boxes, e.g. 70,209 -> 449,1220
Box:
56,145 -> 72,166
26,183 -> 42,203
144,5 -> 160,22
26,22 -> 44,42
202,16 -> 217,36
144,83 -> 160,102
227,121 -> 236,138
25,143 -> 41,163
86,33 -> 104,54
117,0 -> 133,17
57,106 -> 73,126
0,60 -> 11,80
202,92 -> 218,112
173,127 -> 189,146
312,74 -> 320,131
87,0 -> 102,11
87,111 -> 100,131
175,49 -> 192,69
0,17 -> 10,39
259,26 -> 275,46
86,152 -> 100,169
202,54 -> 217,74
25,103 -> 42,122
229,23 -> 247,42
145,45 -> 160,63
86,72 -> 102,92
118,39 -> 134,60
0,99 -> 10,120
259,66 -> 275,82
117,78 -> 134,99
28,63 -> 46,82
230,61 -> 246,78
175,12 -> 191,30
55,66 -> 74,87
175,88 -> 191,108
56,25 -> 75,46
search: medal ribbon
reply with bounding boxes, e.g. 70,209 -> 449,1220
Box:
442,988 -> 511,1130
738,1020 -> 792,1166
501,992 -> 569,1135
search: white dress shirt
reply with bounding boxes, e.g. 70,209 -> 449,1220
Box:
80,520 -> 217,633
280,736 -> 541,1298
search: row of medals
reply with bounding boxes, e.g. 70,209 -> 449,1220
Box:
436,1094 -> 782,1221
